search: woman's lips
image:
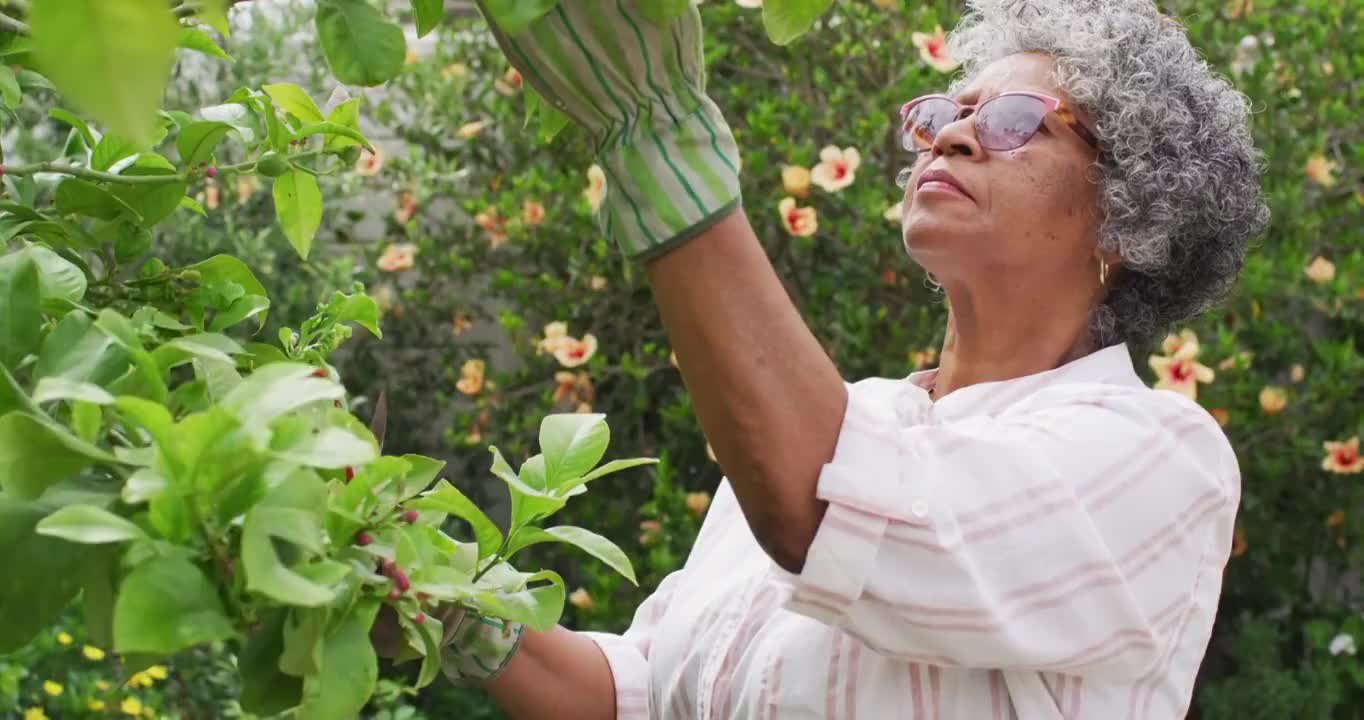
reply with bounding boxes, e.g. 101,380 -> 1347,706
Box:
917,180 -> 971,198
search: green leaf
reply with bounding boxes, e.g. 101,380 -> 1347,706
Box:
30,0 -> 180,145
80,547 -> 119,648
412,0 -> 444,37
55,178 -> 140,221
279,607 -> 326,677
538,413 -> 609,489
195,0 -> 232,36
36,504 -> 145,544
49,108 -> 96,148
33,377 -> 115,405
113,556 -> 237,654
481,0 -> 560,34
71,401 -> 102,443
410,480 -> 502,560
762,0 -> 836,45
23,245 -> 87,308
122,468 -> 167,504
34,312 -> 129,386
322,98 -> 364,152
106,167 -> 185,229
90,133 -> 143,172
316,0 -> 407,87
0,411 -> 123,500
179,196 -> 206,216
474,569 -> 564,632
0,251 -> 40,369
239,610 -> 304,716
152,333 -> 244,373
0,65 -> 22,109
243,493 -> 342,607
273,169 -> 322,260
330,291 -> 382,338
176,120 -> 235,167
179,27 -> 232,60
555,458 -> 658,496
209,294 -> 270,332
0,494 -> 88,652
222,362 -> 344,426
186,254 -> 268,299
297,599 -> 381,720
272,426 -> 377,469
510,526 -> 635,584
263,83 -> 325,125
293,121 -> 373,152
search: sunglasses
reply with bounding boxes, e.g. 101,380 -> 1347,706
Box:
899,91 -> 1100,156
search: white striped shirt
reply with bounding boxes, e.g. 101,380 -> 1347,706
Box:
585,343 -> 1238,719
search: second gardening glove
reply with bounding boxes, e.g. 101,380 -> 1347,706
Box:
474,0 -> 742,260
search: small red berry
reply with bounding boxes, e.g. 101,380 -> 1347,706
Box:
344,467 -> 355,482
392,570 -> 411,592
311,368 -> 328,378
402,510 -> 419,524
355,531 -> 372,546
387,588 -> 402,601
414,613 -> 426,625
380,559 -> 397,576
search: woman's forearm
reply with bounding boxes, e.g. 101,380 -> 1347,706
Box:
485,627 -> 617,720
645,207 -> 848,573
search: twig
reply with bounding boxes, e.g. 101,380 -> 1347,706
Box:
4,161 -> 186,184
0,11 -> 30,35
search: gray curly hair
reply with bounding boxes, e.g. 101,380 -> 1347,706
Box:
947,0 -> 1270,348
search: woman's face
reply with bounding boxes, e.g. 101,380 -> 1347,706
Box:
900,53 -> 1102,290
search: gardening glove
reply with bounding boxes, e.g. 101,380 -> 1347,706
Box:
438,607 -> 526,687
474,0 -> 742,260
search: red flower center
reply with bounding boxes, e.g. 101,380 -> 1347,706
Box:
787,211 -> 802,227
569,346 -> 586,359
834,164 -> 847,179
1171,361 -> 1193,381
928,40 -> 945,57
1335,449 -> 1360,466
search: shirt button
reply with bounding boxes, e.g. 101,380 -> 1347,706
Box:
911,500 -> 930,518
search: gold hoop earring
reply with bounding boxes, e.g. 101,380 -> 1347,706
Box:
1099,258 -> 1109,286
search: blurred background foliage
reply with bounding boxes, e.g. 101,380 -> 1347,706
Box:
2,0 -> 1362,717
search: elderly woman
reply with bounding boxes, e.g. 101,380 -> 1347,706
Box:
436,0 -> 1269,717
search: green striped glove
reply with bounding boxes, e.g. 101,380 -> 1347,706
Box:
475,0 -> 742,260
439,608 -> 525,687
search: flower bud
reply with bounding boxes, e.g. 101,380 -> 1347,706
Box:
402,510 -> 419,523
355,531 -> 373,546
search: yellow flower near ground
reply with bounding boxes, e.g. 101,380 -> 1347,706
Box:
781,165 -> 811,198
56,632 -> 73,645
95,680 -> 111,692
43,680 -> 62,696
83,645 -> 106,661
568,588 -> 593,610
89,700 -> 106,711
685,492 -> 712,516
455,359 -> 487,396
1305,153 -> 1337,187
1304,256 -> 1335,284
1258,386 -> 1287,415
23,708 -> 47,720
128,671 -> 153,688
121,696 -> 143,716
146,665 -> 168,681
911,25 -> 959,72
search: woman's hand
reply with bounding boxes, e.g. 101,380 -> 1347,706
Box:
474,0 -> 742,259
370,603 -> 524,686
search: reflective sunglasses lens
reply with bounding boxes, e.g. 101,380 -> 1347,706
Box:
976,95 -> 1049,150
902,98 -> 957,152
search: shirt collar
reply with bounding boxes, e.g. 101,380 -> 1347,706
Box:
903,343 -> 1143,420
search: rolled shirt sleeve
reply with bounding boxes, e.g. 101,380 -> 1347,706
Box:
582,570 -> 685,720
779,379 -> 1239,679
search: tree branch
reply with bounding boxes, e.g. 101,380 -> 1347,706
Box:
4,161 -> 187,184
